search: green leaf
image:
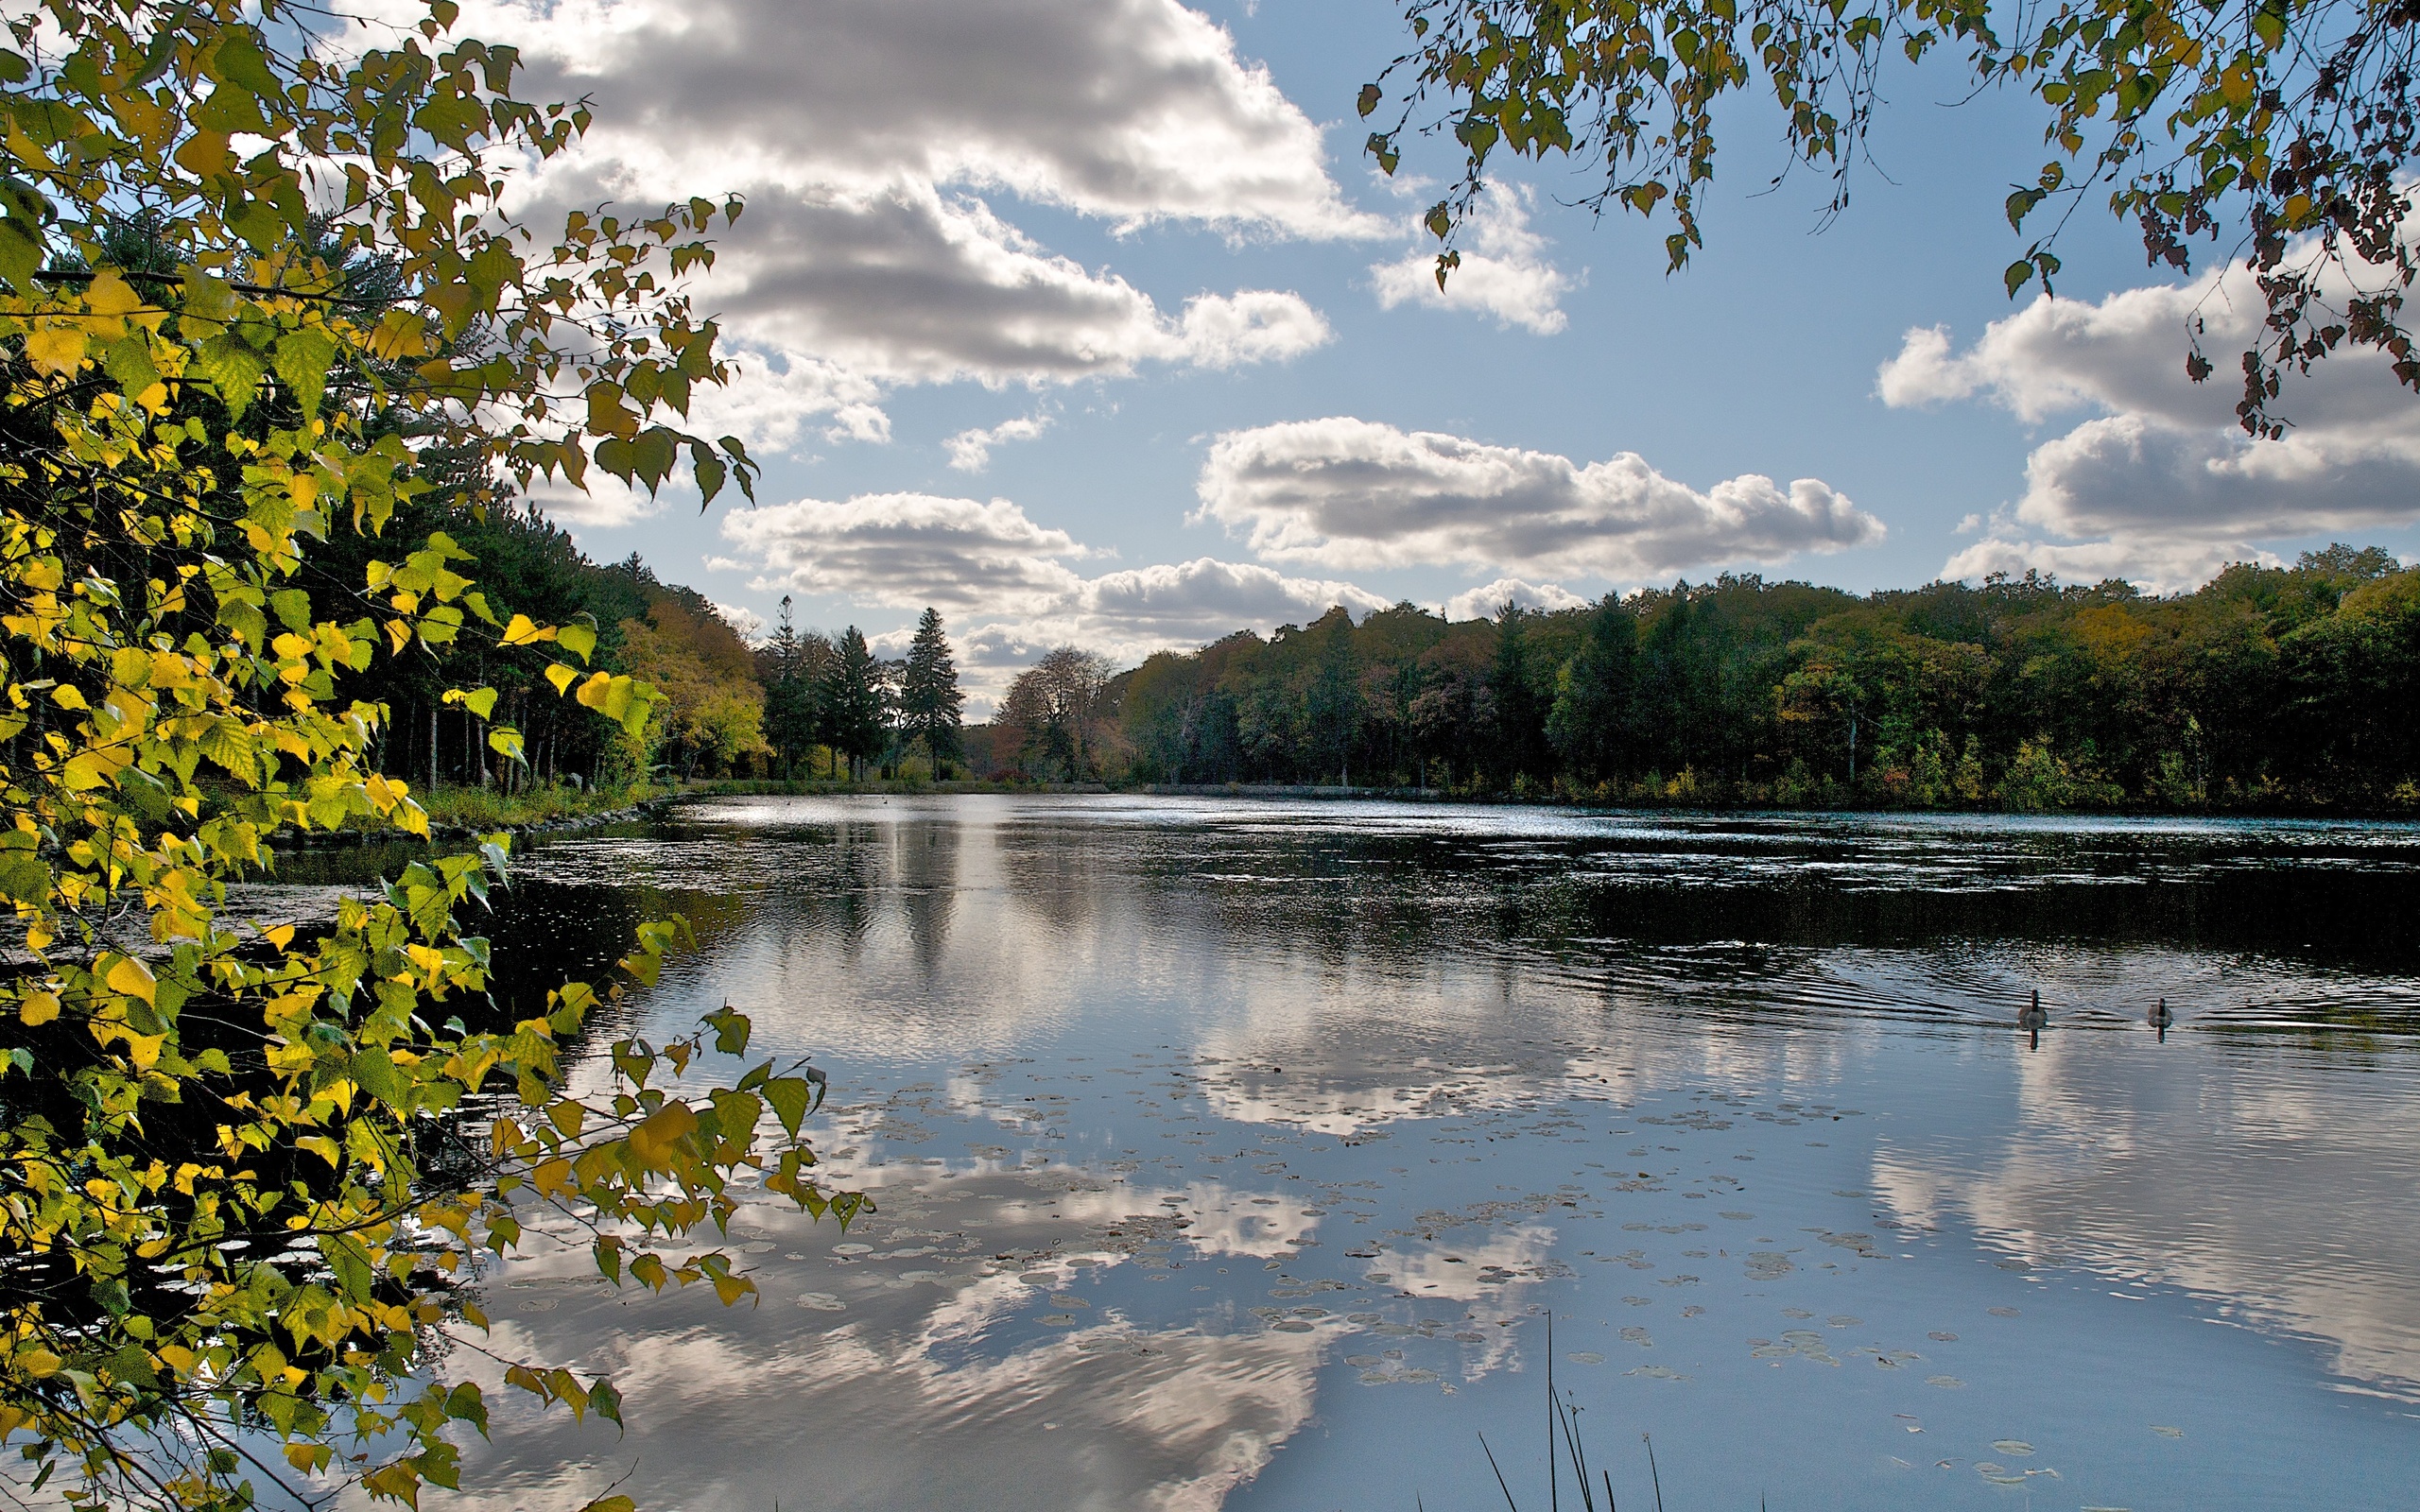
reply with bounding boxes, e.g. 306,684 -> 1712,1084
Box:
2004,259 -> 2034,299
558,619 -> 597,663
763,1076 -> 812,1138
194,335 -> 267,419
271,327 -> 338,421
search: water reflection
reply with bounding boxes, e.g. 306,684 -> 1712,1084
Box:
344,798 -> 2420,1511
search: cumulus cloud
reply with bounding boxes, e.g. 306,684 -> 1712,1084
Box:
696,182 -> 1329,387
434,0 -> 1365,447
716,493 -> 1091,615
945,413 -> 1053,472
1195,417 -> 1882,580
1881,249 -> 2420,590
714,491 -> 1388,706
710,601 -> 768,643
1442,576 -> 1590,623
1369,186 -> 1573,335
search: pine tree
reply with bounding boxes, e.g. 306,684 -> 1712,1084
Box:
821,626 -> 887,781
1488,602 -> 1550,788
899,607 -> 966,768
762,596 -> 823,776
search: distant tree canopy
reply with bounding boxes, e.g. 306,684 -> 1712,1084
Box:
1103,547 -> 2420,811
999,647 -> 1117,782
1362,0 -> 2420,435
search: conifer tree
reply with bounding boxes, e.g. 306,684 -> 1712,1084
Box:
821,627 -> 888,780
763,595 -> 824,775
900,608 -> 966,767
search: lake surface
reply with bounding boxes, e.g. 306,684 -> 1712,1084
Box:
367,797 -> 2420,1511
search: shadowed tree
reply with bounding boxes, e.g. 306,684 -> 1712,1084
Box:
899,608 -> 966,768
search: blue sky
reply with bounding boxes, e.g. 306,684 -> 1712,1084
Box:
467,0 -> 2420,705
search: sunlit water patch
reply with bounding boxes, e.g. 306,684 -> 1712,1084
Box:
319,797 -> 2420,1510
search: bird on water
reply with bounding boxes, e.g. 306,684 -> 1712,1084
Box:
2018,989 -> 2048,1050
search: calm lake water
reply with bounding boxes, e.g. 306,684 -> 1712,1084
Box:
362,796 -> 2420,1511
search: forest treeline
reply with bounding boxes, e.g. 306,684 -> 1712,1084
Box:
308,498 -> 964,790
976,545 -> 2420,813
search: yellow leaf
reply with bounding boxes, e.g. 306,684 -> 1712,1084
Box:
544,663 -> 579,695
626,1102 -> 697,1171
105,954 -> 158,1005
501,612 -> 555,646
85,268 -> 142,318
19,992 -> 60,1026
26,325 -> 86,375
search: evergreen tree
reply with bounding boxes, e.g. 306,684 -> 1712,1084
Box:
821,626 -> 888,780
762,596 -> 824,775
1488,603 -> 1551,787
1548,595 -> 1640,782
899,607 -> 966,767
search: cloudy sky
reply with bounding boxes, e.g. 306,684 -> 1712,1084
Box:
464,0 -> 2420,706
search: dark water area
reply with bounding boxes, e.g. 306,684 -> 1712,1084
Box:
303,797 -> 2420,1511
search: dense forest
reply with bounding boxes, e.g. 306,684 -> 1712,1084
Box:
976,545 -> 2420,813
300,499 -> 965,790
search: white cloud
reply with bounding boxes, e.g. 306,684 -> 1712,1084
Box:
689,181 -> 1330,388
1174,289 -> 1333,369
1369,186 -> 1573,335
714,492 -> 1388,706
716,493 -> 1091,615
439,0 -> 1364,449
945,413 -> 1054,472
1195,417 -> 1882,580
1882,245 -> 2420,590
1442,576 -> 1589,623
710,601 -> 767,643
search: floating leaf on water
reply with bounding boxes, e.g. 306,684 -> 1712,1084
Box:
1826,1315 -> 1861,1327
1974,1462 -> 2004,1475
1272,1319 -> 1315,1332
1047,1293 -> 1088,1306
1359,1371 -> 1392,1384
1719,1211 -> 1756,1220
1345,1355 -> 1382,1367
1454,1331 -> 1485,1342
1040,1314 -> 1080,1327
1987,1307 -> 2021,1317
833,1244 -> 873,1255
1566,1350 -> 1606,1364
1625,1365 -> 1687,1381
2151,1425 -> 2185,1438
1928,1332 -> 1959,1341
1927,1376 -> 1966,1389
1992,1440 -> 2033,1455
796,1293 -> 845,1311
1782,1308 -> 1814,1319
